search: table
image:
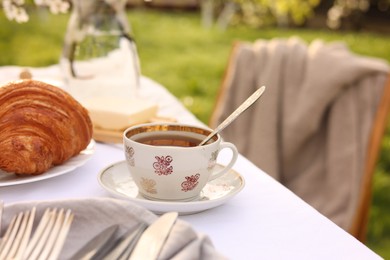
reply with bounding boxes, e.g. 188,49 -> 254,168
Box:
0,65 -> 382,259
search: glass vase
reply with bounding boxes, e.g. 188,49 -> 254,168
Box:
60,0 -> 140,102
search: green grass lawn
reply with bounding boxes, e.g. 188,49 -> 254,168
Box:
1,7 -> 390,258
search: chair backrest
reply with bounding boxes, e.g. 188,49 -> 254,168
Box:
349,75 -> 390,242
210,38 -> 390,242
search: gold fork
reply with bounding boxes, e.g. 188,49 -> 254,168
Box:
22,207 -> 74,260
0,207 -> 36,259
0,207 -> 74,260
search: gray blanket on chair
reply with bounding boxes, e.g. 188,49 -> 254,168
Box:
212,37 -> 389,230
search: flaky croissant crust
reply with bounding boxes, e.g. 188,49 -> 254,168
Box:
0,79 -> 93,175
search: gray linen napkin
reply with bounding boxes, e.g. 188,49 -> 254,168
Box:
212,37 -> 389,230
1,197 -> 227,260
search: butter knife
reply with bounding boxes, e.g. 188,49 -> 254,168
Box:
102,223 -> 147,260
130,212 -> 178,260
70,224 -> 119,260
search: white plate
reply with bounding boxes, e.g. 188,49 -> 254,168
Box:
0,140 -> 95,186
98,160 -> 245,215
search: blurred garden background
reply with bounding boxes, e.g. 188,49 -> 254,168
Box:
1,0 -> 389,258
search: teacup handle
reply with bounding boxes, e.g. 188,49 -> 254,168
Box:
209,142 -> 238,181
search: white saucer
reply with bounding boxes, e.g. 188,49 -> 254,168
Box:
98,161 -> 245,215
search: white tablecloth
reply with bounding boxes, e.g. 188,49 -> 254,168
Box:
0,65 -> 382,259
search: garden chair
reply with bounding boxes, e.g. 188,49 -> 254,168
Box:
210,37 -> 390,242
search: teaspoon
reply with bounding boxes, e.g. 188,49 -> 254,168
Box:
199,86 -> 266,146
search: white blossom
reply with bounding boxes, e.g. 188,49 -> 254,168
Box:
34,0 -> 70,14
3,0 -> 71,23
2,0 -> 29,23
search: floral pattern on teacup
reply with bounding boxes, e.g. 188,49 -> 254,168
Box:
125,146 -> 135,166
153,155 -> 173,176
181,173 -> 200,192
208,150 -> 218,170
140,178 -> 157,194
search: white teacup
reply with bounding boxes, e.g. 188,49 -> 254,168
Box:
123,123 -> 238,201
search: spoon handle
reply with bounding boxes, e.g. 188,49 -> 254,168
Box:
199,86 -> 266,146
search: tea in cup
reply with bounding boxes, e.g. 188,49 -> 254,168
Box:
123,123 -> 238,201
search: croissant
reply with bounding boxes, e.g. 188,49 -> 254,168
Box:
0,79 -> 93,175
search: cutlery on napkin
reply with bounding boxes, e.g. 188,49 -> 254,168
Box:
72,212 -> 178,259
1,198 -> 228,260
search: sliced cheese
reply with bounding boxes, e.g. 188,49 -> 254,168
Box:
83,97 -> 158,131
